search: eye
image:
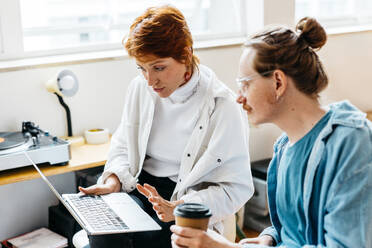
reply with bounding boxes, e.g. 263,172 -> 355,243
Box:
154,66 -> 165,72
242,82 -> 250,90
137,66 -> 146,72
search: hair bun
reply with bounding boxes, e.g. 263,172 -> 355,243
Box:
296,17 -> 327,50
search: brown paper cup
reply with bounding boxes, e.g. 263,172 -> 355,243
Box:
174,203 -> 212,231
175,216 -> 210,231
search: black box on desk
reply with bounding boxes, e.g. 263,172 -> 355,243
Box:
49,203 -> 81,248
75,166 -> 104,189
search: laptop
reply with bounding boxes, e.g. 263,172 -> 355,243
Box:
23,151 -> 161,235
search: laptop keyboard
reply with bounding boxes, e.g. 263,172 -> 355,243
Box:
67,194 -> 129,232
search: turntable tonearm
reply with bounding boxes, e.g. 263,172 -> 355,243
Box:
0,122 -> 70,171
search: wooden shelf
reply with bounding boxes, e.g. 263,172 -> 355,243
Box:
0,141 -> 110,186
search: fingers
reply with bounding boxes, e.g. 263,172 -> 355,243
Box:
79,185 -> 100,195
149,196 -> 168,207
239,237 -> 260,244
170,225 -> 199,238
136,183 -> 160,198
158,213 -> 165,221
171,226 -> 204,248
136,184 -> 151,198
171,241 -> 187,248
78,185 -> 109,195
152,204 -> 161,212
143,183 -> 159,196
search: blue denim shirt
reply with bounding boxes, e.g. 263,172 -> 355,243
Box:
244,101 -> 372,248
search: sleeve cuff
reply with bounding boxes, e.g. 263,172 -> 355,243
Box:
97,167 -> 137,192
259,226 -> 279,246
180,193 -> 203,204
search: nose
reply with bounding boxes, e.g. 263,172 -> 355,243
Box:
145,72 -> 157,86
236,94 -> 247,105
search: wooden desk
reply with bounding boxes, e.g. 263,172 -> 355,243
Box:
0,141 -> 110,186
367,111 -> 372,122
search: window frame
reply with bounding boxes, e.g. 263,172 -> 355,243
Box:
295,0 -> 372,30
0,0 -> 24,60
0,0 -> 254,62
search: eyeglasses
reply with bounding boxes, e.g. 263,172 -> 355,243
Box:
236,70 -> 274,91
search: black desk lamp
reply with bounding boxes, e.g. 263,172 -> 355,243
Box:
46,69 -> 84,146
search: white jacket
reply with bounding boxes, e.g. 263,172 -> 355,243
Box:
99,65 -> 254,232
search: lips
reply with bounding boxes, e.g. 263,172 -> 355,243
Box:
153,87 -> 165,93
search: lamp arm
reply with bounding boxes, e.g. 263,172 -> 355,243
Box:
55,93 -> 73,137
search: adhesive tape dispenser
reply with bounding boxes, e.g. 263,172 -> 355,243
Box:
84,128 -> 109,144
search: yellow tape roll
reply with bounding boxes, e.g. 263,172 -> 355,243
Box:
84,128 -> 109,144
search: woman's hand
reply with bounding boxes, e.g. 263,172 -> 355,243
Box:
136,183 -> 183,222
170,225 -> 240,248
238,235 -> 274,246
79,174 -> 121,195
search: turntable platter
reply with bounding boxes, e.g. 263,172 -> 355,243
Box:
0,132 -> 29,150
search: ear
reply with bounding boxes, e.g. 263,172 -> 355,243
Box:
273,69 -> 287,99
184,47 -> 193,68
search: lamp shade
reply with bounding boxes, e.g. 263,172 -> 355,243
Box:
46,69 -> 79,97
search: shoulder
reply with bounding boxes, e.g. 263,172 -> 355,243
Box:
210,88 -> 246,125
324,118 -> 372,181
127,75 -> 147,94
198,64 -> 239,110
326,121 -> 372,157
326,103 -> 372,150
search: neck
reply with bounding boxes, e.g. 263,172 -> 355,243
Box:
273,92 -> 327,144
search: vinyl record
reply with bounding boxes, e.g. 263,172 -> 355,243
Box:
0,132 -> 29,150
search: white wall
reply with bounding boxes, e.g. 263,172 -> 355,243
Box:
1,30 -> 372,240
319,31 -> 372,110
0,172 -> 75,240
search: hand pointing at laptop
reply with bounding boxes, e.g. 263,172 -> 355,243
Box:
79,174 -> 121,195
136,183 -> 184,222
79,174 -> 183,223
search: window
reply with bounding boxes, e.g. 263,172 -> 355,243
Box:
0,19 -> 3,54
0,0 -> 249,60
296,0 -> 372,29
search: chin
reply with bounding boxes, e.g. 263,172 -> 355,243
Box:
247,113 -> 263,126
248,118 -> 258,126
157,91 -> 171,98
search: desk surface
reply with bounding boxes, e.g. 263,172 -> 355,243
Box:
1,111 -> 371,186
0,141 -> 110,186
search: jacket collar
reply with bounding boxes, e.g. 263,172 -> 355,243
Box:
274,100 -> 366,151
199,64 -> 237,116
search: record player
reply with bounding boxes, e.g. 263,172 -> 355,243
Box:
0,121 -> 70,171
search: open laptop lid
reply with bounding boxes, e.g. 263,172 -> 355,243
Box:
23,151 -> 89,231
23,151 -> 161,235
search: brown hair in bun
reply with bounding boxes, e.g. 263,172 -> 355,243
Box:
245,17 -> 328,97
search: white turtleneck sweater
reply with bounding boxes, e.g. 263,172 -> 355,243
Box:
143,69 -> 204,182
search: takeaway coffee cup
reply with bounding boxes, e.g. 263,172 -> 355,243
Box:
174,203 -> 212,231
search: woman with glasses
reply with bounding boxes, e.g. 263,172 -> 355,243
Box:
171,17 -> 372,248
79,5 -> 254,248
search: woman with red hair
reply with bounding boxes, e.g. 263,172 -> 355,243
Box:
80,5 -> 253,248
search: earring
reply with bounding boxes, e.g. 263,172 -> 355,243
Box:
184,72 -> 191,81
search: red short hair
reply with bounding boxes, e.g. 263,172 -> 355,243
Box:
124,5 -> 199,69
